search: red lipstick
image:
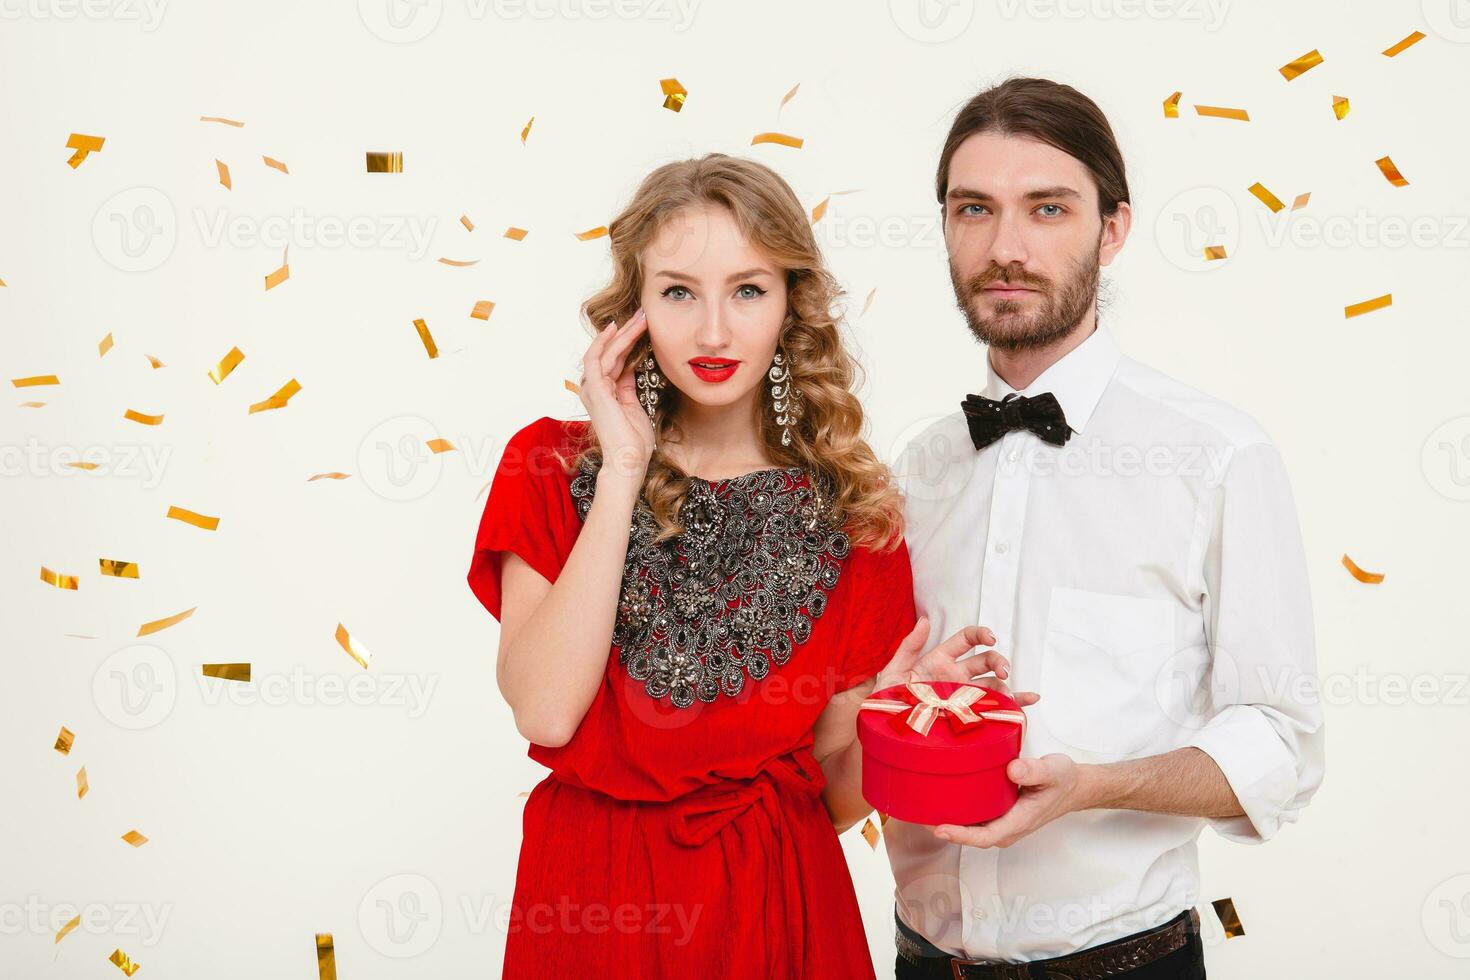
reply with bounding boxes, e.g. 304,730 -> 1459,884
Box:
688,358 -> 740,383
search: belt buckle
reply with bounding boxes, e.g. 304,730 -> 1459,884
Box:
951,958 -> 1024,980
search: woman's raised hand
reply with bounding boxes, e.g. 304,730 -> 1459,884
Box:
578,309 -> 655,483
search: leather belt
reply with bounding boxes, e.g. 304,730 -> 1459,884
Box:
896,906 -> 1200,979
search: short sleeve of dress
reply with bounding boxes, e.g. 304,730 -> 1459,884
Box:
465,416 -> 585,622
832,535 -> 918,691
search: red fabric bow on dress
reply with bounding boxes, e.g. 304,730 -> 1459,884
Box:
859,681 -> 1026,738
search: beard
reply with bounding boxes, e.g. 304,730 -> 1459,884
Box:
950,239 -> 1100,353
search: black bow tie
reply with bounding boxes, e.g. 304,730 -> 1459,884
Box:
961,392 -> 1071,450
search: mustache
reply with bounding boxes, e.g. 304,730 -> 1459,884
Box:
966,265 -> 1051,293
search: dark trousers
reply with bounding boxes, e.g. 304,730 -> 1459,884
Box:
894,907 -> 1206,979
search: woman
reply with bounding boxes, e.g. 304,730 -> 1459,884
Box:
466,153 -> 1001,977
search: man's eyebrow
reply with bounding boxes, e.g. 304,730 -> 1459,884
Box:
946,185 -> 1083,202
650,267 -> 776,283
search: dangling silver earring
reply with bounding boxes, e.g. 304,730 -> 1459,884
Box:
768,346 -> 802,447
635,352 -> 664,422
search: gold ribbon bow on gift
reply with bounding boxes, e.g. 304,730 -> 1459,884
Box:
860,681 -> 1026,738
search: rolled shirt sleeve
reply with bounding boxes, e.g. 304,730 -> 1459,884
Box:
1186,441 -> 1326,843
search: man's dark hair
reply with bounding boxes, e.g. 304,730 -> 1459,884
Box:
936,77 -> 1130,219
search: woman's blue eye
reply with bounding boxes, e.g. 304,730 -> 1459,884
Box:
661,285 -> 692,300
735,284 -> 766,300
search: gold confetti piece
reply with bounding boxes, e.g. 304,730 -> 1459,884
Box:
199,115 -> 244,127
860,288 -> 876,317
335,623 -> 373,670
1382,30 -> 1425,57
12,374 -> 60,387
1375,155 -> 1409,187
779,82 -> 800,112
1246,182 -> 1285,213
100,332 -> 114,356
144,354 -> 165,369
0,277 -> 6,286
878,811 -> 890,828
63,633 -> 99,639
460,214 -> 474,231
109,948 -> 141,976
412,318 -> 439,359
137,606 -> 197,636
202,663 -> 250,682
209,346 -> 245,384
1278,48 -> 1323,80
426,438 -> 456,454
1342,553 -> 1386,583
660,77 -> 688,112
1203,245 -> 1227,260
1162,90 -> 1181,118
316,933 -> 337,980
262,155 -> 288,174
366,151 -> 403,173
860,817 -> 880,849
100,559 -> 139,579
575,226 -> 609,241
20,401 -> 46,408
1344,293 -> 1392,318
76,766 -> 88,799
264,261 -> 289,290
65,133 -> 105,168
166,505 -> 219,530
564,379 -> 580,394
1332,95 -> 1350,120
308,472 -> 351,482
1291,191 -> 1311,211
55,726 -> 75,754
55,914 -> 81,944
470,300 -> 495,321
437,256 -> 480,267
123,409 -> 164,426
504,226 -> 529,241
751,131 -> 804,148
248,378 -> 301,414
520,116 -> 534,144
1211,897 -> 1245,938
216,159 -> 232,190
121,829 -> 148,847
516,790 -> 530,797
810,188 -> 861,224
1193,104 -> 1250,121
67,460 -> 99,470
41,566 -> 80,590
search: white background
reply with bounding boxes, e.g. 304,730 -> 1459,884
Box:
3,0 -> 1469,976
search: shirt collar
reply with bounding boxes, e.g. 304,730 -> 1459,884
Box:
982,321 -> 1122,435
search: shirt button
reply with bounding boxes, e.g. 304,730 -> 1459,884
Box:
1006,450 -> 1018,463
972,908 -> 986,920
995,541 -> 1009,554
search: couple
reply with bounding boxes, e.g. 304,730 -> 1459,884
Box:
466,76 -> 1325,979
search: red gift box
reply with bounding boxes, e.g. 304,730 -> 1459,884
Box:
858,681 -> 1027,826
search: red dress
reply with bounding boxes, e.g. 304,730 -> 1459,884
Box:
467,417 -> 917,978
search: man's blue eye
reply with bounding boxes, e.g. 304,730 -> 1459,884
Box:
1038,204 -> 1063,217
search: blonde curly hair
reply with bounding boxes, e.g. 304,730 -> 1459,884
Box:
567,153 -> 904,551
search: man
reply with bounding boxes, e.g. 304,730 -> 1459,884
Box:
884,77 -> 1326,979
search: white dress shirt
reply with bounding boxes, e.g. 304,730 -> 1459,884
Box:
886,321 -> 1326,962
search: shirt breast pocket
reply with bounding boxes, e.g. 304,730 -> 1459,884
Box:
1038,586 -> 1177,761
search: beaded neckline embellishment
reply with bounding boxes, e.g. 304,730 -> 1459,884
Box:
569,458 -> 851,708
